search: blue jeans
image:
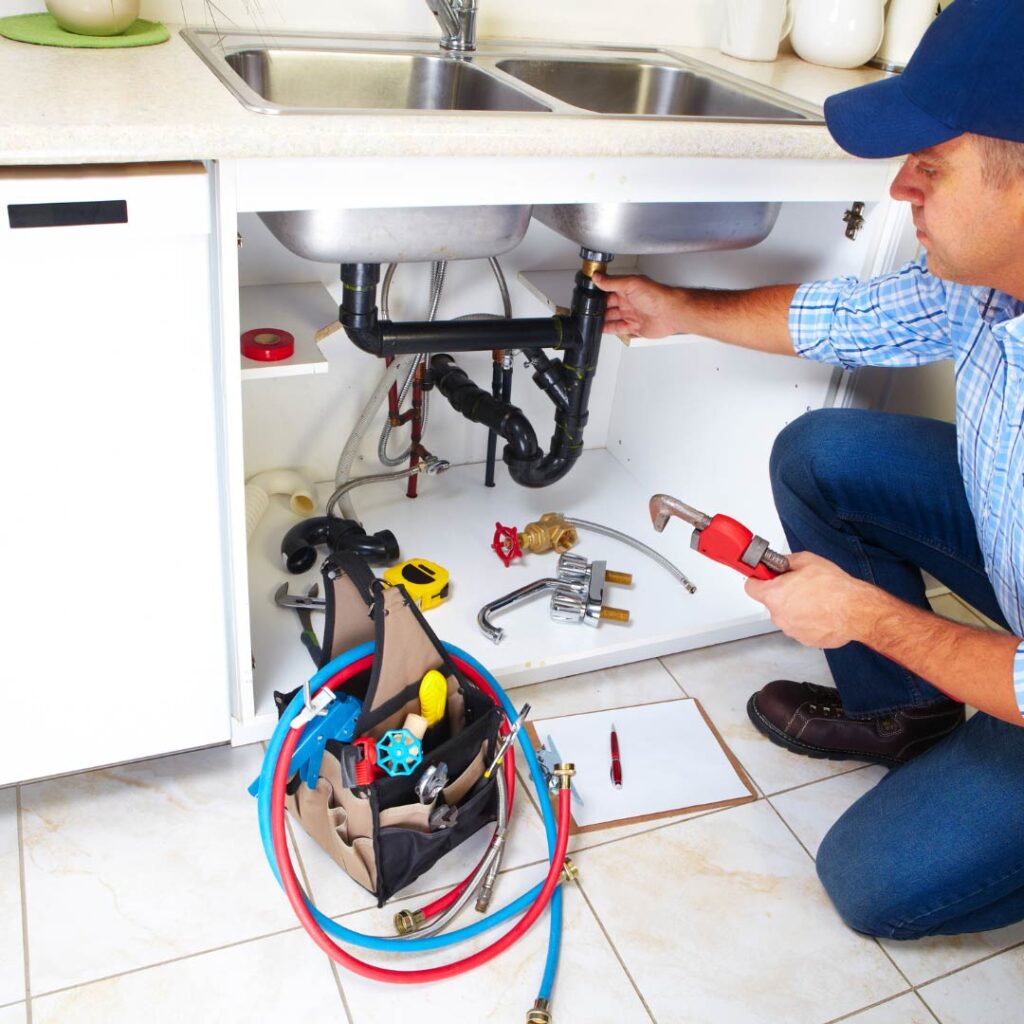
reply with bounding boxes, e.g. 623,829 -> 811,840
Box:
769,409 -> 1024,938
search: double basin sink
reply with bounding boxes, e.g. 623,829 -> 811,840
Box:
183,29 -> 823,261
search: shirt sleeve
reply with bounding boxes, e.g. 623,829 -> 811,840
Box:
789,256 -> 955,369
1014,643 -> 1024,719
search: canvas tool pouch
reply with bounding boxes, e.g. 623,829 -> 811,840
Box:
280,552 -> 501,906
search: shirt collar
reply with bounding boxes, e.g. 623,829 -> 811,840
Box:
971,286 -> 1024,328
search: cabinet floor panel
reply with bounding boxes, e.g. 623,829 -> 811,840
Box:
239,449 -> 775,741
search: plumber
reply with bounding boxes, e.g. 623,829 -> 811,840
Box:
594,0 -> 1024,940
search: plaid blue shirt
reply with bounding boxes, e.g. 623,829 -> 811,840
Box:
790,256 -> 1024,719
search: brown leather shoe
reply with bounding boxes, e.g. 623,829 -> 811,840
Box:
746,680 -> 965,767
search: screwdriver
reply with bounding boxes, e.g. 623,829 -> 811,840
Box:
649,494 -> 790,580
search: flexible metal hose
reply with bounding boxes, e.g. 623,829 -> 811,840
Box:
563,515 -> 698,593
325,465 -> 421,520
399,766 -> 509,939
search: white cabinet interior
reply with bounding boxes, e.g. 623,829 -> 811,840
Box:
0,164 -> 232,784
217,156 -> 907,744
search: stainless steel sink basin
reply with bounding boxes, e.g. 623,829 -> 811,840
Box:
183,30 -> 821,259
258,205 -> 533,264
496,57 -> 808,120
223,49 -> 550,113
534,201 -> 782,255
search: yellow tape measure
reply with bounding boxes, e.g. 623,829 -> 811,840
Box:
383,558 -> 450,610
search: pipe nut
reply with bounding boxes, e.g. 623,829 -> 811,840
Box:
393,909 -> 425,935
560,856 -> 580,883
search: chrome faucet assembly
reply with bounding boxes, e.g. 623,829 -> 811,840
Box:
424,0 -> 478,51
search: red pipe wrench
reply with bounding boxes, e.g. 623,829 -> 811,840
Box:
649,494 -> 790,580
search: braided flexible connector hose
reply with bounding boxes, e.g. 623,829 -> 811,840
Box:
244,467 -> 316,543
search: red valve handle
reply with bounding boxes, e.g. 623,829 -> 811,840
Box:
491,521 -> 522,567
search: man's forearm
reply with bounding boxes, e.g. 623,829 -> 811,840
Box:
677,284 -> 799,356
853,589 -> 1023,725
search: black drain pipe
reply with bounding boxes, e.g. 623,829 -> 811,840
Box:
337,251 -> 611,488
340,263 -> 567,356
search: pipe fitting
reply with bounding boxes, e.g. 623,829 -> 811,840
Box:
393,908 -> 425,935
244,467 -> 316,542
560,856 -> 580,883
526,999 -> 552,1024
280,516 -> 399,572
553,763 -> 576,789
519,513 -> 578,556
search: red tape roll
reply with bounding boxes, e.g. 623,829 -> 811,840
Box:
241,328 -> 295,362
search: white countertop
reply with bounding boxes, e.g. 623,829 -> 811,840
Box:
0,28 -> 890,165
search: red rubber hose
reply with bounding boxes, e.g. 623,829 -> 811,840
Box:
270,663 -> 570,982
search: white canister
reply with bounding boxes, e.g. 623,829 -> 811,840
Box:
45,0 -> 140,35
720,0 -> 794,63
791,0 -> 886,69
871,0 -> 938,72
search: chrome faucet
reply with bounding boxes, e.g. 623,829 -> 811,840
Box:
424,0 -> 477,51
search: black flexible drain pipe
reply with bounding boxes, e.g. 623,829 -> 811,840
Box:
337,254 -> 611,488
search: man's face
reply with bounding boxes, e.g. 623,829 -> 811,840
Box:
889,135 -> 1024,297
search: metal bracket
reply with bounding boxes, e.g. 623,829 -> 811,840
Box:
843,201 -> 866,241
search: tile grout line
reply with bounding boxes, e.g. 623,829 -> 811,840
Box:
655,656 -> 689,697
572,878 -> 659,1024
16,786 -> 33,1024
761,796 -> 922,1002
916,989 -> 945,1024
819,991 -> 915,1024
26,923 -> 313,1001
910,936 -> 1024,993
284,807 -> 355,1023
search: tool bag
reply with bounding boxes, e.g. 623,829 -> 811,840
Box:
276,552 -> 502,906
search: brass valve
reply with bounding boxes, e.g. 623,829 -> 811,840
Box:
519,513 -> 578,557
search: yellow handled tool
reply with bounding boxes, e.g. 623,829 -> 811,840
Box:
419,669 -> 448,726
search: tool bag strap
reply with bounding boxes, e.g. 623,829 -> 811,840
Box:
318,551 -> 453,736
317,551 -> 378,668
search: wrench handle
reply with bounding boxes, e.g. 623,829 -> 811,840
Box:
694,514 -> 787,579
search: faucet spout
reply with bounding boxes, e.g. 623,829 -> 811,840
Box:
423,0 -> 477,51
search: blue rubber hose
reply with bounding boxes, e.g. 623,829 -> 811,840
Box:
255,640 -> 563,994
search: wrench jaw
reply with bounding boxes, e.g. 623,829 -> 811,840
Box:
648,494 -> 712,534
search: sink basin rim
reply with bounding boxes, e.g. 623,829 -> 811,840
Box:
181,27 -> 824,123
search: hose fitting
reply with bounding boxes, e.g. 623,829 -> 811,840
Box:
526,998 -> 553,1023
553,763 -> 576,790
560,856 -> 580,884
393,908 -> 425,935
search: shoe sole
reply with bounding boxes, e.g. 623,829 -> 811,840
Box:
745,693 -> 904,768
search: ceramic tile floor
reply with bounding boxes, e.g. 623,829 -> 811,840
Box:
4,629 -> 1024,1024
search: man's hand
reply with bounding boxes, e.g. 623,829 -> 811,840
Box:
743,550 -> 877,649
591,272 -> 800,355
591,271 -> 686,340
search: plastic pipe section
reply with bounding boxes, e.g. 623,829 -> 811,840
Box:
338,260 -> 610,488
280,515 -> 399,572
244,467 -> 316,542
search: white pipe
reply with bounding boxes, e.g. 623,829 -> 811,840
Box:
244,467 -> 317,543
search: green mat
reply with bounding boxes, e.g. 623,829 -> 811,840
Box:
0,13 -> 169,47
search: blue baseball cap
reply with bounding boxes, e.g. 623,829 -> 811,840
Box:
823,0 -> 1024,159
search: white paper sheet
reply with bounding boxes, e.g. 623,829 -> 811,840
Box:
535,699 -> 753,830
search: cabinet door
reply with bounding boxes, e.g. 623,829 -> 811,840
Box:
0,164 -> 230,784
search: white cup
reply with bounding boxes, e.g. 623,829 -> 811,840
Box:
720,0 -> 794,62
